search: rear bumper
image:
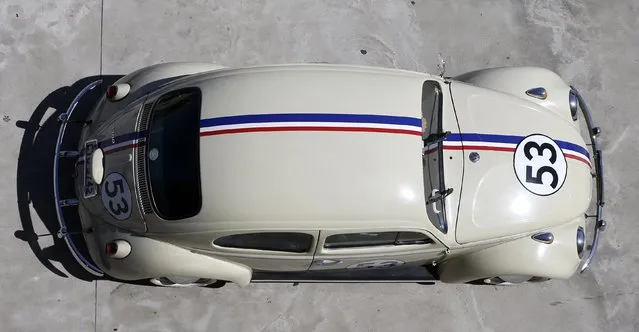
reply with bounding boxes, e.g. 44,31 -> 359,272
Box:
570,87 -> 606,273
53,79 -> 105,277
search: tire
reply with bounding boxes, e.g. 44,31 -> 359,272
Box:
475,275 -> 550,286
149,276 -> 218,288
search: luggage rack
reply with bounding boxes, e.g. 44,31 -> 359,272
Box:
53,79 -> 105,277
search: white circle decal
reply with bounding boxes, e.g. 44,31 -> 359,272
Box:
101,172 -> 132,220
513,134 -> 567,196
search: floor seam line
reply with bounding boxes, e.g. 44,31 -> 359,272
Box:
94,281 -> 98,332
96,0 -> 104,329
99,0 -> 104,76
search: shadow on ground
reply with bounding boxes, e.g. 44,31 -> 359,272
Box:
14,75 -> 123,282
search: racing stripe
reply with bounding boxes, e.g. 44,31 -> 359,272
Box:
98,131 -> 147,155
199,113 -> 423,137
442,132 -> 591,168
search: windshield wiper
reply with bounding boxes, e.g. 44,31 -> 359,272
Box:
423,131 -> 451,145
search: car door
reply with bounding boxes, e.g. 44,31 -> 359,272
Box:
308,228 -> 447,271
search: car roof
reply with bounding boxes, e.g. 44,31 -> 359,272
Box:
180,64 -> 441,229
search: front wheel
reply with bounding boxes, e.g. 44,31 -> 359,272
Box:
149,276 -> 218,288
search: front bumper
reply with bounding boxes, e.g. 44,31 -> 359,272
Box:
570,87 -> 606,273
54,79 -> 105,277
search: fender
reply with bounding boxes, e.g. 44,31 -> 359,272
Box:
112,62 -> 228,100
453,66 -> 576,124
80,213 -> 253,287
436,217 -> 584,283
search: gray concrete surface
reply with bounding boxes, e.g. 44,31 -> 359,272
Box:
1,0 -> 637,331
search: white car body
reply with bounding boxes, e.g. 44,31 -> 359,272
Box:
53,63 -> 605,287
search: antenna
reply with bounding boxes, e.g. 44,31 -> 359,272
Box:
437,53 -> 446,77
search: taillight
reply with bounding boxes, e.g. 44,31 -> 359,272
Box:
105,239 -> 132,259
106,83 -> 131,101
106,85 -> 118,98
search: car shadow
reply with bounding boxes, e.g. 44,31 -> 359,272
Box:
14,75 -> 123,282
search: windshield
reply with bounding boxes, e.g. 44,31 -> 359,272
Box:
421,81 -> 448,233
146,88 -> 202,220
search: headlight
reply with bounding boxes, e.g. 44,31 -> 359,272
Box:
576,226 -> 585,258
569,91 -> 579,121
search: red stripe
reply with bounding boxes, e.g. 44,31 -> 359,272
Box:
104,141 -> 145,155
200,126 -> 422,136
443,145 -> 516,152
565,154 -> 592,168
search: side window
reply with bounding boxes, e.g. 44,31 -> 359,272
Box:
324,232 -> 433,249
213,232 -> 314,253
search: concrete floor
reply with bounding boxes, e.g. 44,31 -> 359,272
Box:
1,0 -> 638,331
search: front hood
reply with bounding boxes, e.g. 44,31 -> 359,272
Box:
449,81 -> 592,244
74,96 -> 147,233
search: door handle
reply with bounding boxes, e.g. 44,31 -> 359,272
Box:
313,259 -> 341,266
430,189 -> 441,214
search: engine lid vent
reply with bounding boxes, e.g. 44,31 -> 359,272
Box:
135,102 -> 154,215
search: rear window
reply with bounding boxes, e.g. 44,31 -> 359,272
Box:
213,232 -> 314,253
324,231 -> 433,249
146,88 -> 202,220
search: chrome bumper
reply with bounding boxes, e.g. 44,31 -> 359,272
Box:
571,87 -> 606,273
53,79 -> 105,277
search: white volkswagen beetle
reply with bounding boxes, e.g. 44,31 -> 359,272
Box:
53,62 -> 605,287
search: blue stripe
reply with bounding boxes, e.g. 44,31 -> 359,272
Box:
445,133 -> 522,144
200,113 -> 422,128
445,132 -> 590,158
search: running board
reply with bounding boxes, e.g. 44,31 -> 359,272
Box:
251,266 -> 437,284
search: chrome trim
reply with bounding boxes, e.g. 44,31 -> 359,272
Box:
569,91 -> 579,120
134,102 -> 154,215
531,232 -> 554,244
469,152 -> 480,163
576,226 -> 585,258
526,87 -> 548,99
313,259 -> 342,266
54,79 -> 104,277
570,86 -> 606,273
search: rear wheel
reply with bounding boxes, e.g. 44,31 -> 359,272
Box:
478,275 -> 551,286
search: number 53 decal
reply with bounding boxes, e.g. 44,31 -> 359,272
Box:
101,172 -> 133,220
514,134 -> 567,196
